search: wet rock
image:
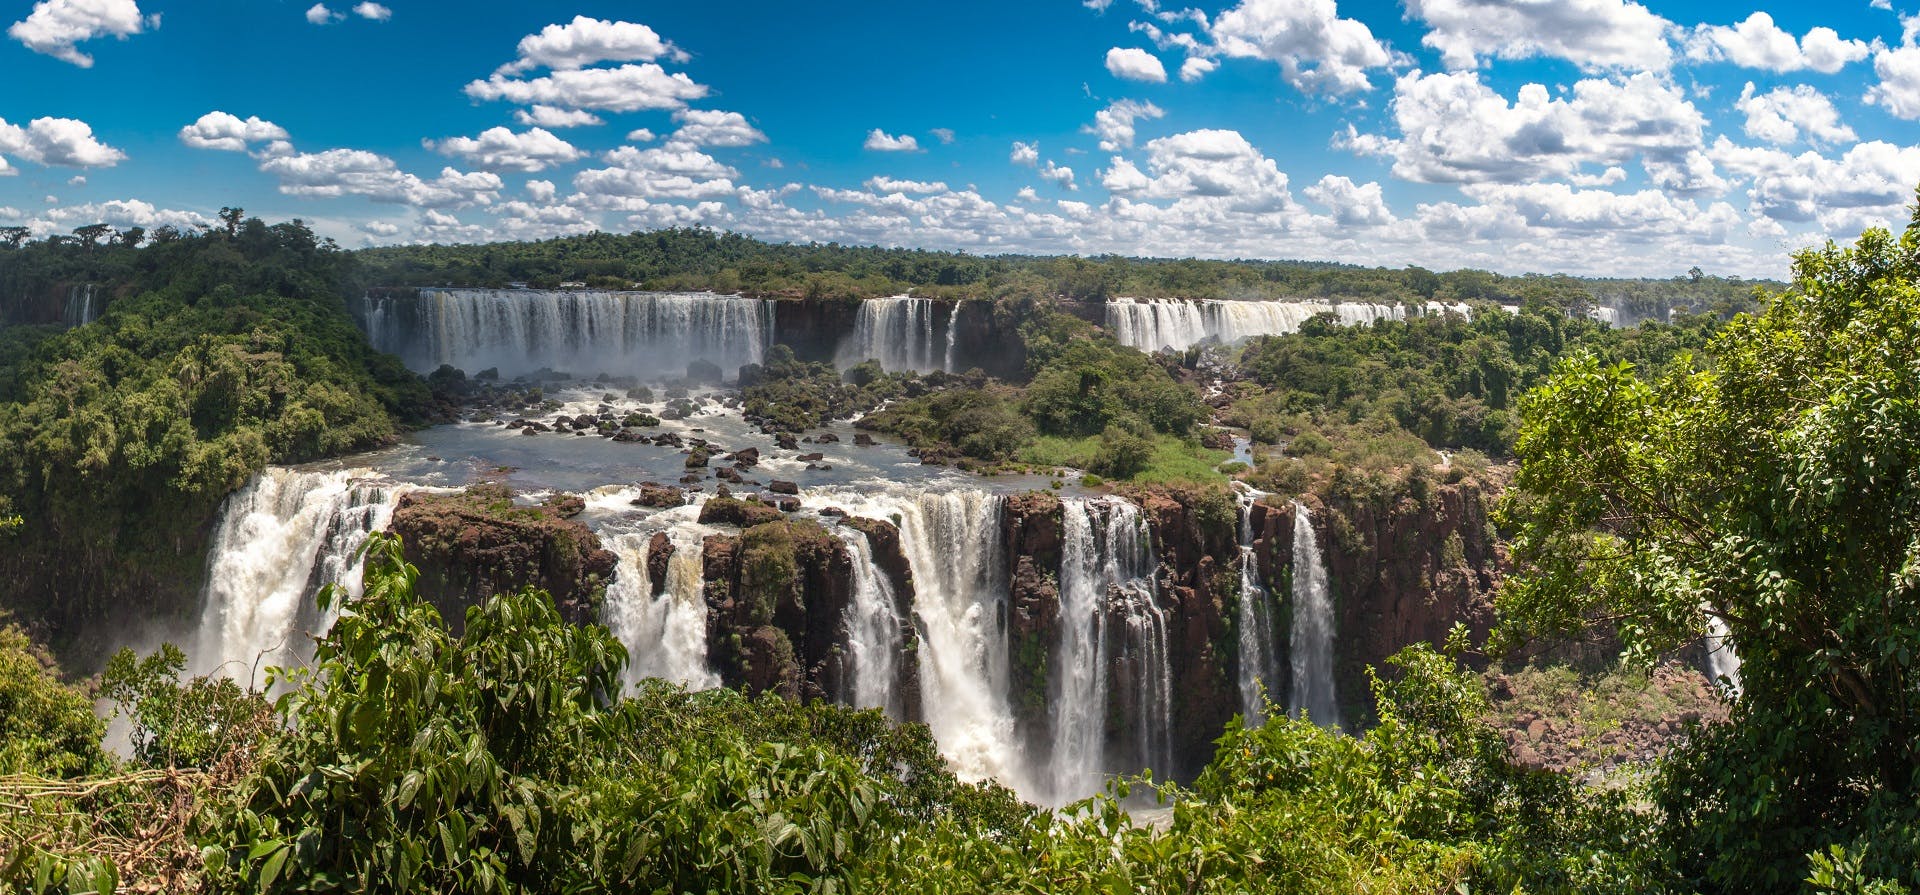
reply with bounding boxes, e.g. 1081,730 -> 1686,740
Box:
685,448 -> 710,469
630,482 -> 685,509
797,452 -> 825,462
645,532 -> 673,597
768,480 -> 799,495
715,467 -> 744,484
729,447 -> 760,467
853,433 -> 876,447
761,494 -> 802,512
815,432 -> 840,443
698,496 -> 785,528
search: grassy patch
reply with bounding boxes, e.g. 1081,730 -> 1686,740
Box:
1019,434 -> 1230,485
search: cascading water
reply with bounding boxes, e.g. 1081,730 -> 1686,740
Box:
603,520 -> 721,692
836,296 -> 949,373
943,301 -> 962,373
63,284 -> 96,327
1288,503 -> 1339,727
1051,497 -> 1171,803
192,468 -> 401,687
831,523 -> 906,717
1233,486 -> 1282,726
1704,611 -> 1743,694
1104,297 -> 1425,353
361,289 -> 775,380
804,487 -> 1027,791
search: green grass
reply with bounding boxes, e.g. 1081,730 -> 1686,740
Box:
1018,434 -> 1231,485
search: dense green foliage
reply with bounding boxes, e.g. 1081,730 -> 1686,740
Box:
1499,210 -> 1920,891
2,537 -> 1669,894
1231,304 -> 1723,458
0,221 -> 425,646
0,626 -> 105,778
350,227 -> 1773,309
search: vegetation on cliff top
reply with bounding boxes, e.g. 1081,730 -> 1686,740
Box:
0,218 -> 425,652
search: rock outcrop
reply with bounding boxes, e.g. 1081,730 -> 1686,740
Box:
1002,491 -> 1063,740
1135,485 -> 1241,779
387,483 -> 617,629
700,519 -> 856,700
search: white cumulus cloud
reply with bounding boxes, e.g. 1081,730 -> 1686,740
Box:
465,64 -> 709,113
1866,42 -> 1920,119
1340,70 -> 1708,188
1734,83 -> 1856,146
514,105 -> 604,128
9,0 -> 156,67
495,16 -> 684,75
1407,0 -> 1674,71
258,148 -> 503,208
1207,0 -> 1396,94
865,176 -> 949,194
666,110 -> 766,149
1105,47 -> 1168,82
428,127 -> 584,173
305,4 -> 342,25
1684,12 -> 1873,74
0,117 -> 126,168
864,129 -> 920,152
1086,99 -> 1165,151
1010,141 -> 1040,166
178,112 -> 289,152
352,2 -> 390,21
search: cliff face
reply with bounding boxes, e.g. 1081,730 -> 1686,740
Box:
1002,491 -> 1063,742
1306,470 -> 1505,724
701,520 -> 847,699
387,483 -> 618,629
1136,487 -> 1241,780
770,298 -> 862,364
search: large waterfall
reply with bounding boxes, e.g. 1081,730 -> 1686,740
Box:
1288,503 -> 1339,727
192,468 -> 401,687
835,296 -> 954,373
1234,487 -> 1282,726
603,519 -> 721,692
1105,298 -> 1471,353
808,487 -> 1027,791
1051,497 -> 1171,803
362,289 -> 775,379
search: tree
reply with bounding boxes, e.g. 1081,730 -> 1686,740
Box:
0,226 -> 29,249
217,206 -> 243,238
1498,209 -> 1920,889
71,223 -> 111,249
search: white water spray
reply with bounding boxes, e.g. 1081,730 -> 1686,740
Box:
362,289 -> 774,379
1288,503 -> 1339,727
836,296 -> 950,373
191,468 -> 401,687
1051,497 -> 1170,802
1233,486 -> 1282,726
603,519 -> 721,692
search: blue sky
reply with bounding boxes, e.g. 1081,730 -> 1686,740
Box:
4,0 -> 1920,277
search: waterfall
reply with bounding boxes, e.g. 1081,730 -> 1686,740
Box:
192,468 -> 401,687
1704,611 -> 1743,694
1104,298 -> 1423,353
831,524 -> 905,716
62,284 -> 96,327
1051,497 -> 1170,802
362,289 -> 775,380
804,487 -> 1026,791
1288,503 -> 1339,727
1233,486 -> 1281,726
603,523 -> 720,692
836,296 -> 949,373
943,300 -> 962,373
